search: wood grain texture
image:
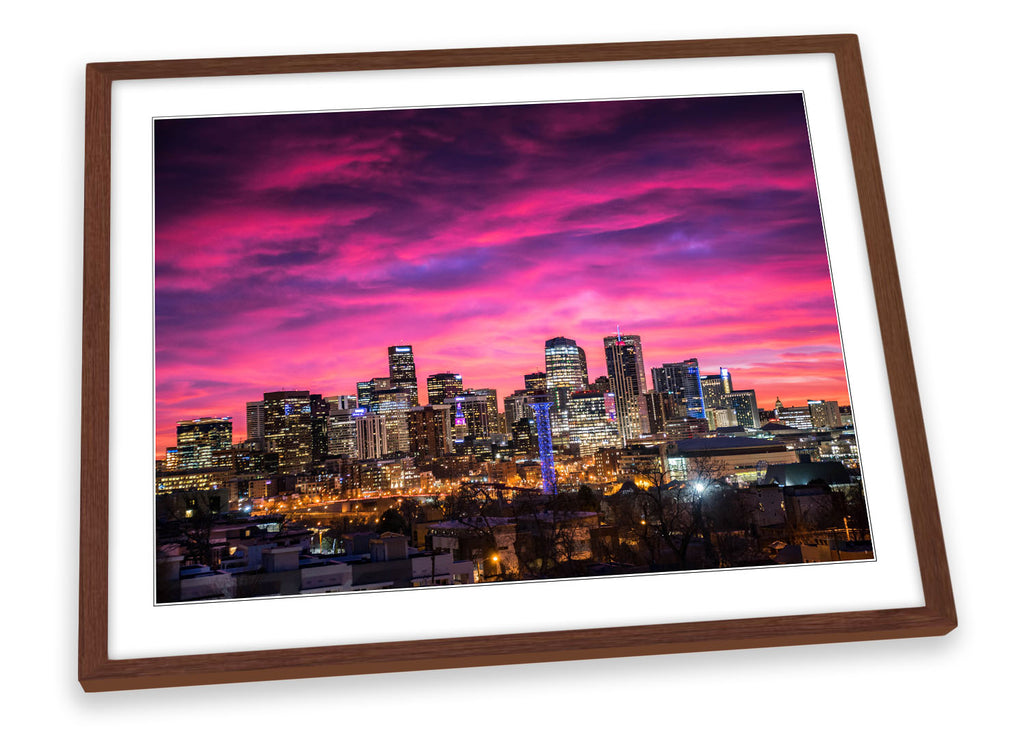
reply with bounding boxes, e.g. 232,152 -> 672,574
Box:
79,34 -> 956,692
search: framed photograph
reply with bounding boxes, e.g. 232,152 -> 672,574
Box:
80,34 -> 955,692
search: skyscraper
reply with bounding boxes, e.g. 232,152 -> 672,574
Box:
354,410 -> 389,459
387,345 -> 419,405
544,336 -> 588,443
369,388 -> 413,453
701,374 -> 726,413
724,389 -> 760,429
426,372 -> 464,406
604,332 -> 650,442
263,391 -> 314,473
245,401 -> 265,445
468,388 -> 500,433
327,406 -> 359,458
651,359 -> 705,418
175,417 -> 233,470
407,404 -> 453,466
568,391 -> 619,455
720,367 -> 733,394
443,394 -> 491,438
524,371 -> 547,391
356,380 -> 375,409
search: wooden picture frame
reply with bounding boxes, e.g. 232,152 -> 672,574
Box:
80,34 -> 955,692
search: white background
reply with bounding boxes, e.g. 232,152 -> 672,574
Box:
1,1 -> 1019,733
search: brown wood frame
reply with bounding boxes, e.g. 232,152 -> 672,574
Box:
80,34 -> 955,692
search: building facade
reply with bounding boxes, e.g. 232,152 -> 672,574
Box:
426,372 -> 464,406
603,332 -> 650,442
387,345 -> 419,405
174,417 -> 233,470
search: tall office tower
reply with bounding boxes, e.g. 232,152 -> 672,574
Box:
651,359 -> 706,418
724,389 -> 760,429
354,410 -> 389,459
443,394 -> 491,438
524,371 -> 547,391
468,388 -> 500,433
504,390 -> 536,428
245,401 -> 265,445
369,388 -> 413,454
544,336 -> 588,443
719,367 -> 733,394
644,391 -> 673,434
808,399 -> 842,429
327,406 -> 359,458
701,374 -> 726,413
511,416 -> 538,456
325,394 -> 359,412
388,345 -> 419,405
407,404 -> 453,467
263,390 -> 314,473
175,417 -> 233,469
603,332 -> 651,442
426,372 -> 464,405
577,347 -> 589,387
589,375 -> 611,394
356,380 -> 375,409
529,397 -> 557,494
568,391 -> 620,456
310,393 -> 331,462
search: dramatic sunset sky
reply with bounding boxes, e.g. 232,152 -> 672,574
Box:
154,92 -> 850,456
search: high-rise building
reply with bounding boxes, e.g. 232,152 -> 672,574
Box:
407,404 -> 453,466
720,367 -> 733,394
263,391 -> 314,473
651,359 -> 705,418
245,401 -> 265,445
504,390 -> 536,428
327,406 -> 359,458
603,332 -> 650,442
443,394 -> 491,438
589,375 -> 611,394
511,416 -> 538,456
467,388 -> 499,433
724,390 -> 760,429
310,393 -> 331,462
644,391 -> 673,434
701,375 -> 726,413
354,410 -> 389,459
356,380 -> 375,409
524,371 -> 547,391
808,399 -> 842,429
568,391 -> 620,455
426,372 -> 464,406
325,395 -> 359,412
369,388 -> 413,454
545,337 -> 589,444
175,417 -> 233,470
388,345 -> 419,405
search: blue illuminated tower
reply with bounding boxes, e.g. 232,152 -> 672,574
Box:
530,399 -> 557,494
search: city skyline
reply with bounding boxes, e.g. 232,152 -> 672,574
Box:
156,92 -> 849,455
156,334 -> 848,460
